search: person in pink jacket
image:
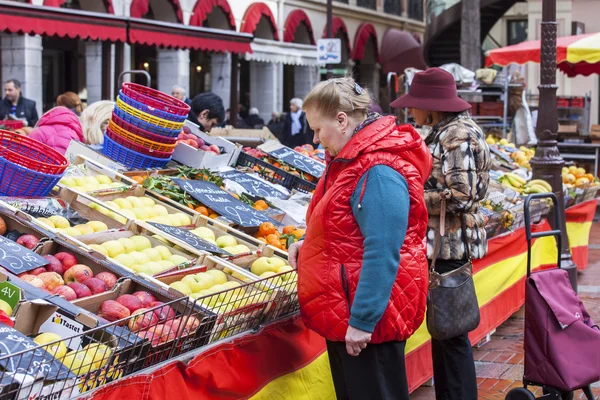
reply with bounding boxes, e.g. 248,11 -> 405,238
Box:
28,106 -> 84,154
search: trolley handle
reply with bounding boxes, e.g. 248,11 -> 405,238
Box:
524,193 -> 562,277
118,70 -> 151,88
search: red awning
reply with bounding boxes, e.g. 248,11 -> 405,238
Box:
130,0 -> 183,23
240,2 -> 279,41
323,17 -> 351,55
0,1 -> 126,42
190,0 -> 236,29
352,23 -> 379,62
43,0 -> 115,14
128,18 -> 252,53
284,10 -> 315,45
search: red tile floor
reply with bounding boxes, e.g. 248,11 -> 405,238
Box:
411,222 -> 600,399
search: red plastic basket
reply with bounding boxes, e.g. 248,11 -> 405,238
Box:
111,112 -> 177,146
0,129 -> 68,175
121,83 -> 190,116
106,127 -> 173,159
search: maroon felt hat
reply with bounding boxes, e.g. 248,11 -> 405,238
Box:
390,68 -> 472,112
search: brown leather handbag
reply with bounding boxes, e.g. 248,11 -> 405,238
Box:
426,210 -> 480,341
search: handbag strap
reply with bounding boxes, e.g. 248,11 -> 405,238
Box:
430,210 -> 471,272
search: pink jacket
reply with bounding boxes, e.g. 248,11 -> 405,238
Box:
29,107 -> 84,154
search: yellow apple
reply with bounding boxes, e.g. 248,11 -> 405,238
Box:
86,221 -> 108,233
153,205 -> 169,216
276,265 -> 294,274
195,272 -> 216,288
102,240 -> 125,258
168,254 -> 188,265
158,260 -> 175,270
60,177 -> 76,187
74,224 -> 94,235
120,209 -> 136,220
114,253 -> 137,268
144,261 -> 163,275
152,234 -> 170,245
140,197 -> 156,207
63,227 -> 83,237
74,176 -> 88,186
129,251 -> 150,265
117,238 -> 136,254
0,299 -> 13,316
130,236 -> 152,251
104,201 -> 120,210
175,213 -> 192,226
85,176 -> 100,185
34,332 -> 67,359
182,275 -> 209,292
48,216 -> 70,229
132,208 -> 149,220
206,269 -> 228,285
114,198 -> 133,209
37,218 -> 55,229
251,257 -> 285,276
61,350 -> 95,375
153,245 -> 172,260
142,248 -> 162,262
89,244 -> 109,257
125,196 -> 143,208
191,227 -> 216,241
145,207 -> 159,218
169,281 -> 191,295
95,175 -> 112,185
82,183 -> 100,192
216,235 -> 237,248
113,214 -> 128,224
83,343 -> 112,369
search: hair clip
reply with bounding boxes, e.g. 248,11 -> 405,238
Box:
354,83 -> 363,95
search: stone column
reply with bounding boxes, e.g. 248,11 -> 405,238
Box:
1,33 -> 43,119
250,61 -> 279,124
211,53 -> 232,108
293,65 -> 319,100
85,41 -> 103,104
157,48 -> 190,96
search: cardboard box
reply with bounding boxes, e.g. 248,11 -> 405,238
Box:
559,124 -> 578,134
210,127 -> 277,141
591,124 -> 600,139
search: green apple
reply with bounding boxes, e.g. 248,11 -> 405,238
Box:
144,261 -> 163,275
114,198 -> 133,209
95,175 -> 112,184
224,244 -> 250,255
130,236 -> 152,251
132,208 -> 149,220
152,235 -> 170,245
277,265 -> 294,274
114,253 -> 137,268
126,196 -> 143,208
117,238 -> 136,254
169,281 -> 191,295
145,207 -> 159,218
216,235 -> 237,248
153,205 -> 169,216
148,216 -> 171,225
104,201 -> 120,210
251,257 -> 285,276
130,251 -> 151,265
168,255 -> 188,266
74,176 -> 87,186
154,245 -> 172,260
142,248 -> 162,262
86,221 -> 108,233
195,272 -> 216,288
175,213 -> 192,226
191,227 -> 216,241
260,271 -> 276,278
60,177 -> 76,187
0,299 -> 13,316
158,260 -> 175,271
206,270 -> 228,285
182,275 -> 209,292
166,214 -> 182,226
85,176 -> 100,185
61,227 -> 82,237
48,216 -> 70,229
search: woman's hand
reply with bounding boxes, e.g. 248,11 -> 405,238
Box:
345,326 -> 372,356
288,240 -> 304,268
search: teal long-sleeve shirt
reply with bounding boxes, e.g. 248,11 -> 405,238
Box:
348,165 -> 410,333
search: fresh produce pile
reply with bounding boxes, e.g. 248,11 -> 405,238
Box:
89,195 -> 192,227
176,130 -> 223,155
59,174 -> 128,193
242,147 -> 318,182
36,215 -> 109,236
253,222 -> 304,251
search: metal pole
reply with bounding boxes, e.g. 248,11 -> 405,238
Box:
530,0 -> 578,291
326,0 -> 333,79
230,53 -> 239,128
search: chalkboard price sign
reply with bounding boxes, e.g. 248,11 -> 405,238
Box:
220,171 -> 288,199
147,222 -> 230,255
266,147 -> 325,178
172,179 -> 278,228
0,236 -> 49,275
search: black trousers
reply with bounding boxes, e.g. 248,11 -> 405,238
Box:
430,259 -> 478,400
326,339 -> 409,400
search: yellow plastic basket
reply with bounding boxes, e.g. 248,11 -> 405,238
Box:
116,97 -> 185,130
108,120 -> 177,152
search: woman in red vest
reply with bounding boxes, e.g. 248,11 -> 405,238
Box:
391,68 -> 492,400
289,77 -> 432,399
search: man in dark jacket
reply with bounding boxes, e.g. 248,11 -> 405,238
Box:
0,79 -> 39,127
188,92 -> 225,132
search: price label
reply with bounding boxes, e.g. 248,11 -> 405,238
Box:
266,147 -> 325,178
220,171 -> 288,199
40,312 -> 85,351
147,223 -> 230,255
0,236 -> 48,275
173,179 -> 278,228
0,281 -> 21,312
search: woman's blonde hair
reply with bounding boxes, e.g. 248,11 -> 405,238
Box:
57,91 -> 84,115
79,100 -> 114,145
303,77 -> 372,119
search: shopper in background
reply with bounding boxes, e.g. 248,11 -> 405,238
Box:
222,108 -> 248,129
391,67 -> 491,400
189,92 -> 225,132
267,111 -> 285,139
281,98 -> 313,147
288,77 -> 431,400
28,106 -> 84,154
0,79 -> 39,127
171,85 -> 192,106
80,100 -> 114,146
57,91 -> 84,116
245,107 -> 264,129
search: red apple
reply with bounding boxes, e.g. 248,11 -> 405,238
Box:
20,267 -> 46,277
96,272 -> 118,290
149,301 -> 176,322
185,139 -> 199,149
83,278 -> 107,295
99,300 -> 130,322
42,255 -> 64,275
68,282 -> 92,299
37,272 -> 64,291
54,252 -> 78,271
64,264 -> 93,284
116,294 -> 144,313
195,137 -> 205,147
137,330 -> 161,346
20,274 -> 45,289
146,324 -> 176,344
133,291 -> 156,308
182,126 -> 191,134
16,234 -> 39,250
177,132 -> 186,140
179,315 -> 201,334
200,145 -> 210,152
127,308 -> 159,332
51,285 -> 77,301
209,145 -> 220,155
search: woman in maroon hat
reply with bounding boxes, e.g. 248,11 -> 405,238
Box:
391,68 -> 492,400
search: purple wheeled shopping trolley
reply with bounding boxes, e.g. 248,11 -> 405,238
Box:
506,193 -> 600,400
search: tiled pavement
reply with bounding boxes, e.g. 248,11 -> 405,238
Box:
411,221 -> 600,399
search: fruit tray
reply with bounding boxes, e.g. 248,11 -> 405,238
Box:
58,155 -> 133,194
0,205 -> 56,252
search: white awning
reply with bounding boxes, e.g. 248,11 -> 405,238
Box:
245,38 -> 320,66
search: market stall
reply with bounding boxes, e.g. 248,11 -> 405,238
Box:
0,82 -> 597,400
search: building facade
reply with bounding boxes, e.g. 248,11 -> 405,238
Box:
0,0 -> 425,122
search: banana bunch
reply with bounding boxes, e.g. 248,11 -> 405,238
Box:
523,179 -> 552,194
498,173 -> 527,193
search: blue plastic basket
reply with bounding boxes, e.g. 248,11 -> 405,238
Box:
102,134 -> 171,170
0,156 -> 63,196
113,108 -> 181,139
119,91 -> 188,123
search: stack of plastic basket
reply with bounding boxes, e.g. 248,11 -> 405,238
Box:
0,129 -> 68,196
104,83 -> 190,169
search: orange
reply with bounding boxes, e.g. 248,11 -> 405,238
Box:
279,238 -> 288,250
232,193 -> 240,200
291,229 -> 305,240
131,176 -> 145,184
584,173 -> 595,182
209,213 -> 218,219
258,222 -> 277,237
273,162 -> 281,168
257,237 -> 267,243
253,200 -> 268,211
282,225 -> 296,235
195,206 -> 209,216
266,234 -> 281,248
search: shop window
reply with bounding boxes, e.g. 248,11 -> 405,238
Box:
335,0 -> 349,3
507,20 -> 528,46
384,0 -> 402,16
60,0 -> 81,9
408,0 -> 424,21
357,0 -> 376,10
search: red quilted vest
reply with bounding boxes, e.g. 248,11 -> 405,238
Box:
298,116 -> 432,343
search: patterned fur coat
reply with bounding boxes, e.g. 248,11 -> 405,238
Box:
424,113 -> 492,260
